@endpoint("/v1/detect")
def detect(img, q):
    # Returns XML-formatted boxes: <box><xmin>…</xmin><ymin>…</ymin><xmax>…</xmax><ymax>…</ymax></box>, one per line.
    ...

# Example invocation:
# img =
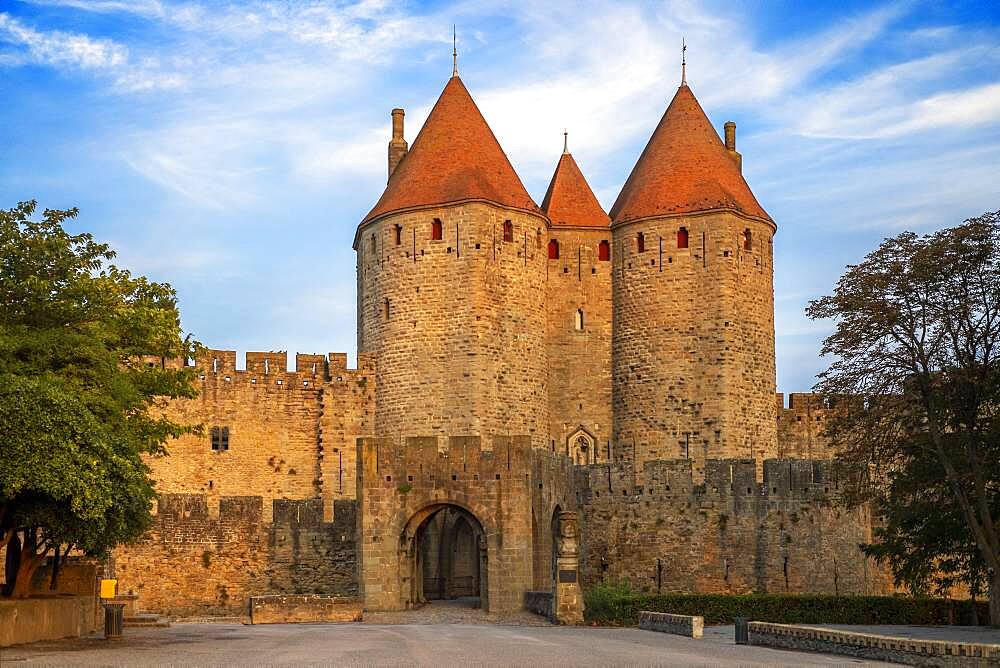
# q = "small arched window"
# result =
<box><xmin>598</xmin><ymin>239</ymin><xmax>610</xmax><ymax>261</ymax></box>
<box><xmin>637</xmin><ymin>232</ymin><xmax>645</xmax><ymax>253</ymax></box>
<box><xmin>394</xmin><ymin>225</ymin><xmax>402</xmax><ymax>246</ymax></box>
<box><xmin>431</xmin><ymin>218</ymin><xmax>443</xmax><ymax>240</ymax></box>
<box><xmin>677</xmin><ymin>227</ymin><xmax>689</xmax><ymax>249</ymax></box>
<box><xmin>743</xmin><ymin>228</ymin><xmax>752</xmax><ymax>251</ymax></box>
<box><xmin>574</xmin><ymin>309</ymin><xmax>584</xmax><ymax>331</ymax></box>
<box><xmin>371</xmin><ymin>233</ymin><xmax>376</xmax><ymax>254</ymax></box>
<box><xmin>503</xmin><ymin>220</ymin><xmax>513</xmax><ymax>242</ymax></box>
<box><xmin>548</xmin><ymin>238</ymin><xmax>560</xmax><ymax>259</ymax></box>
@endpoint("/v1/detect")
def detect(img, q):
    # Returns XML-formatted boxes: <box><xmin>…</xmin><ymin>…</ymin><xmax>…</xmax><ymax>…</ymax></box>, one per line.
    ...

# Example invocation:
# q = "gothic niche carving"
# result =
<box><xmin>566</xmin><ymin>426</ymin><xmax>595</xmax><ymax>465</ymax></box>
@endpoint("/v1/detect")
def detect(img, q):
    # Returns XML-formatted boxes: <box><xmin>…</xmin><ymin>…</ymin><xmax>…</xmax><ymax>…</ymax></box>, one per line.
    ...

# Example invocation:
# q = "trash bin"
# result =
<box><xmin>104</xmin><ymin>603</ymin><xmax>125</xmax><ymax>640</ymax></box>
<box><xmin>734</xmin><ymin>617</ymin><xmax>749</xmax><ymax>645</ymax></box>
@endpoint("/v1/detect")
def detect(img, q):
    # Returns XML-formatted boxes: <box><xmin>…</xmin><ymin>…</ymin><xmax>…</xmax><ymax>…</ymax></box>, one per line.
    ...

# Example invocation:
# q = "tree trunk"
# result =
<box><xmin>990</xmin><ymin>570</ymin><xmax>1000</xmax><ymax>628</ymax></box>
<box><xmin>10</xmin><ymin>551</ymin><xmax>44</xmax><ymax>599</ymax></box>
<box><xmin>10</xmin><ymin>529</ymin><xmax>48</xmax><ymax>599</ymax></box>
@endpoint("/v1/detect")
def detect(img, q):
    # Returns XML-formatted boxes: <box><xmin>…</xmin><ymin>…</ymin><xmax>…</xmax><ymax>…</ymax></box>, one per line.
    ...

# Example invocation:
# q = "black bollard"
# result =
<box><xmin>734</xmin><ymin>617</ymin><xmax>749</xmax><ymax>644</ymax></box>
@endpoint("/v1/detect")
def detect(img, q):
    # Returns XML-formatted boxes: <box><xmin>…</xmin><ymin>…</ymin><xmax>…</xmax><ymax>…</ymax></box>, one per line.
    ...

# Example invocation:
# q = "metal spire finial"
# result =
<box><xmin>681</xmin><ymin>38</ymin><xmax>687</xmax><ymax>86</ymax></box>
<box><xmin>452</xmin><ymin>25</ymin><xmax>458</xmax><ymax>77</ymax></box>
<box><xmin>563</xmin><ymin>129</ymin><xmax>568</xmax><ymax>154</ymax></box>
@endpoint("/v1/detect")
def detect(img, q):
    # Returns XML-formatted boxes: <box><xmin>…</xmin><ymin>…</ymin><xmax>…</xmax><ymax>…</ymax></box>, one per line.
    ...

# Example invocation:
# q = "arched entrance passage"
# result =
<box><xmin>400</xmin><ymin>504</ymin><xmax>487</xmax><ymax>610</ymax></box>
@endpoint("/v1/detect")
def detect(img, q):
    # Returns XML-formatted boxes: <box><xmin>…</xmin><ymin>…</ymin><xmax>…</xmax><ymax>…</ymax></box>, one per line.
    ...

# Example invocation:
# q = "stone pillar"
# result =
<box><xmin>552</xmin><ymin>510</ymin><xmax>583</xmax><ymax>624</ymax></box>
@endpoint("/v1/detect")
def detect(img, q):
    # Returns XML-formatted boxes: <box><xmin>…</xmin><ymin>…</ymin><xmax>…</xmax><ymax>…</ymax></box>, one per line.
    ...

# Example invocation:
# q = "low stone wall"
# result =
<box><xmin>524</xmin><ymin>591</ymin><xmax>553</xmax><ymax>618</ymax></box>
<box><xmin>247</xmin><ymin>595</ymin><xmax>363</xmax><ymax>625</ymax></box>
<box><xmin>638</xmin><ymin>611</ymin><xmax>704</xmax><ymax>638</ymax></box>
<box><xmin>0</xmin><ymin>596</ymin><xmax>95</xmax><ymax>647</ymax></box>
<box><xmin>748</xmin><ymin>622</ymin><xmax>1000</xmax><ymax>667</ymax></box>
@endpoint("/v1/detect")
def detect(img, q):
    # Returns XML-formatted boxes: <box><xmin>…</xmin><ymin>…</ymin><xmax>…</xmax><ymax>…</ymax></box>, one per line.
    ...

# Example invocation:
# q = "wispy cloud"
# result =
<box><xmin>0</xmin><ymin>12</ymin><xmax>127</xmax><ymax>69</ymax></box>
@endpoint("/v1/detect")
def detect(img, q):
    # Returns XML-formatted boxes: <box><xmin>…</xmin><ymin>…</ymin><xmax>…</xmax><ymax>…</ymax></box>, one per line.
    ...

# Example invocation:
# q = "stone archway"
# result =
<box><xmin>400</xmin><ymin>503</ymin><xmax>487</xmax><ymax>610</ymax></box>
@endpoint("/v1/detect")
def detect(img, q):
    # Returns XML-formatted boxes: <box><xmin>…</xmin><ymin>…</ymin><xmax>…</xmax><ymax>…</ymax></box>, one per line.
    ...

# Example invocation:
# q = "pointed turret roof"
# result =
<box><xmin>610</xmin><ymin>84</ymin><xmax>771</xmax><ymax>225</ymax></box>
<box><xmin>362</xmin><ymin>76</ymin><xmax>541</xmax><ymax>224</ymax></box>
<box><xmin>541</xmin><ymin>150</ymin><xmax>610</xmax><ymax>228</ymax></box>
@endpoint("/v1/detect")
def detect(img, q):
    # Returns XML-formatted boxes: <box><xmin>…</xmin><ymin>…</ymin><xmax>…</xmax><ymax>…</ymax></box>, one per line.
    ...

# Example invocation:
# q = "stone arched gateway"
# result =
<box><xmin>357</xmin><ymin>435</ymin><xmax>536</xmax><ymax>613</ymax></box>
<box><xmin>400</xmin><ymin>503</ymin><xmax>487</xmax><ymax>608</ymax></box>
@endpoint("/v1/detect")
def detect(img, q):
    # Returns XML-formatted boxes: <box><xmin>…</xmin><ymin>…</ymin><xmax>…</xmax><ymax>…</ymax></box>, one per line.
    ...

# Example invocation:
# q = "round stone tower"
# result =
<box><xmin>609</xmin><ymin>81</ymin><xmax>777</xmax><ymax>476</ymax></box>
<box><xmin>356</xmin><ymin>74</ymin><xmax>550</xmax><ymax>448</ymax></box>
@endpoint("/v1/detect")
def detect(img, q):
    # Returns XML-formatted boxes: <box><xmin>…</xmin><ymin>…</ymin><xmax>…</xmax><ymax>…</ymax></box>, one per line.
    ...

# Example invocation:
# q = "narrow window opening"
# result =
<box><xmin>212</xmin><ymin>357</ymin><xmax>219</xmax><ymax>373</ymax></box>
<box><xmin>598</xmin><ymin>239</ymin><xmax>610</xmax><ymax>261</ymax></box>
<box><xmin>548</xmin><ymin>238</ymin><xmax>560</xmax><ymax>259</ymax></box>
<box><xmin>370</xmin><ymin>233</ymin><xmax>376</xmax><ymax>254</ymax></box>
<box><xmin>677</xmin><ymin>227</ymin><xmax>689</xmax><ymax>249</ymax></box>
<box><xmin>384</xmin><ymin>298</ymin><xmax>390</xmax><ymax>321</ymax></box>
<box><xmin>210</xmin><ymin>426</ymin><xmax>230</xmax><ymax>451</ymax></box>
<box><xmin>394</xmin><ymin>225</ymin><xmax>402</xmax><ymax>245</ymax></box>
<box><xmin>431</xmin><ymin>218</ymin><xmax>443</xmax><ymax>240</ymax></box>
<box><xmin>574</xmin><ymin>309</ymin><xmax>584</xmax><ymax>331</ymax></box>
<box><xmin>743</xmin><ymin>228</ymin><xmax>752</xmax><ymax>251</ymax></box>
<box><xmin>264</xmin><ymin>358</ymin><xmax>270</xmax><ymax>375</ymax></box>
<box><xmin>503</xmin><ymin>220</ymin><xmax>513</xmax><ymax>242</ymax></box>
<box><xmin>637</xmin><ymin>232</ymin><xmax>645</xmax><ymax>253</ymax></box>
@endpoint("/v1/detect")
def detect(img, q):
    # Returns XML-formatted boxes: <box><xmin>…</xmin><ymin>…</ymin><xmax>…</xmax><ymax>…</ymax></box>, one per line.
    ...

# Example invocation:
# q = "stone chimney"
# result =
<box><xmin>724</xmin><ymin>121</ymin><xmax>742</xmax><ymax>173</ymax></box>
<box><xmin>388</xmin><ymin>108</ymin><xmax>408</xmax><ymax>181</ymax></box>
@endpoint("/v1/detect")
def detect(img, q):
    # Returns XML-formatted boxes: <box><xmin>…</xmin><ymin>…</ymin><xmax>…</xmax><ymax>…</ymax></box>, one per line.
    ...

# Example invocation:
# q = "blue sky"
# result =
<box><xmin>2</xmin><ymin>0</ymin><xmax>999</xmax><ymax>392</ymax></box>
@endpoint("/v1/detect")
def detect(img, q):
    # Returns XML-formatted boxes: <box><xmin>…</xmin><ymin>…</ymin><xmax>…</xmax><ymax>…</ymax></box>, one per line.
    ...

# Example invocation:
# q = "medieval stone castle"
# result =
<box><xmin>112</xmin><ymin>65</ymin><xmax>891</xmax><ymax>620</ymax></box>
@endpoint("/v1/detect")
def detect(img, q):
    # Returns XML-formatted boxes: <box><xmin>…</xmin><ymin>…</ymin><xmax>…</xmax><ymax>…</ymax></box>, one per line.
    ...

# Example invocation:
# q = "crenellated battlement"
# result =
<box><xmin>152</xmin><ymin>493</ymin><xmax>355</xmax><ymax>532</ymax></box>
<box><xmin>185</xmin><ymin>349</ymin><xmax>374</xmax><ymax>389</ymax></box>
<box><xmin>358</xmin><ymin>435</ymin><xmax>535</xmax><ymax>490</ymax></box>
<box><xmin>576</xmin><ymin>457</ymin><xmax>842</xmax><ymax>502</ymax></box>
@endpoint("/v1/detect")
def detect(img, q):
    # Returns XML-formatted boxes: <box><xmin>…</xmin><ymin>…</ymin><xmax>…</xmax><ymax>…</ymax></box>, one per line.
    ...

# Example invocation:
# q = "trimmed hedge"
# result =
<box><xmin>584</xmin><ymin>582</ymin><xmax>990</xmax><ymax>627</ymax></box>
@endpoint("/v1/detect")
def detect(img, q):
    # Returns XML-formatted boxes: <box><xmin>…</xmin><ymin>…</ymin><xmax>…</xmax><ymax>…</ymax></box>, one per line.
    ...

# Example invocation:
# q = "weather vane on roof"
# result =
<box><xmin>563</xmin><ymin>129</ymin><xmax>568</xmax><ymax>154</ymax></box>
<box><xmin>681</xmin><ymin>38</ymin><xmax>687</xmax><ymax>86</ymax></box>
<box><xmin>453</xmin><ymin>25</ymin><xmax>458</xmax><ymax>77</ymax></box>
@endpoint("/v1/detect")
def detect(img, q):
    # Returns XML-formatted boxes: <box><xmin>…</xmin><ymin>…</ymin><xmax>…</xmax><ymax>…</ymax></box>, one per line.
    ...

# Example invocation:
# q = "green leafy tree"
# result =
<box><xmin>808</xmin><ymin>210</ymin><xmax>1000</xmax><ymax>624</ymax></box>
<box><xmin>0</xmin><ymin>201</ymin><xmax>199</xmax><ymax>598</ymax></box>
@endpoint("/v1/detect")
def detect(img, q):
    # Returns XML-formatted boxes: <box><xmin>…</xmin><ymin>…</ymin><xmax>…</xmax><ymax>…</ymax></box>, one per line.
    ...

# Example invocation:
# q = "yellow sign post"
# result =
<box><xmin>100</xmin><ymin>578</ymin><xmax>117</xmax><ymax>599</ymax></box>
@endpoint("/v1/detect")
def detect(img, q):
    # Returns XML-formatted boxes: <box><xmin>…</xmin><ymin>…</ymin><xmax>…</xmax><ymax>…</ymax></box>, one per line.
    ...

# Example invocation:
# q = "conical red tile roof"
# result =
<box><xmin>610</xmin><ymin>84</ymin><xmax>771</xmax><ymax>225</ymax></box>
<box><xmin>362</xmin><ymin>76</ymin><xmax>541</xmax><ymax>224</ymax></box>
<box><xmin>541</xmin><ymin>152</ymin><xmax>610</xmax><ymax>228</ymax></box>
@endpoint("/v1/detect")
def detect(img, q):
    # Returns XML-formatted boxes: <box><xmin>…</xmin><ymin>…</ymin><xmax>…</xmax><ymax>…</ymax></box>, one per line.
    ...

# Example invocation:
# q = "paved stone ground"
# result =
<box><xmin>362</xmin><ymin>597</ymin><xmax>553</xmax><ymax>626</ymax></box>
<box><xmin>0</xmin><ymin>622</ymin><xmax>899</xmax><ymax>667</ymax></box>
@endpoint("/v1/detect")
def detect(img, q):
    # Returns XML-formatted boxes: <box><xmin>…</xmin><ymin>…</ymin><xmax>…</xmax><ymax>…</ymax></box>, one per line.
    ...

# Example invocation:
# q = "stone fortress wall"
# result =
<box><xmin>112</xmin><ymin>493</ymin><xmax>358</xmax><ymax>617</ymax></box>
<box><xmin>356</xmin><ymin>203</ymin><xmax>550</xmax><ymax>451</ymax></box>
<box><xmin>545</xmin><ymin>226</ymin><xmax>613</xmax><ymax>463</ymax></box>
<box><xmin>612</xmin><ymin>211</ymin><xmax>778</xmax><ymax>479</ymax></box>
<box><xmin>107</xmin><ymin>68</ymin><xmax>886</xmax><ymax>619</ymax></box>
<box><xmin>776</xmin><ymin>392</ymin><xmax>835</xmax><ymax>459</ymax></box>
<box><xmin>147</xmin><ymin>349</ymin><xmax>374</xmax><ymax>521</ymax></box>
<box><xmin>577</xmin><ymin>457</ymin><xmax>891</xmax><ymax>595</ymax></box>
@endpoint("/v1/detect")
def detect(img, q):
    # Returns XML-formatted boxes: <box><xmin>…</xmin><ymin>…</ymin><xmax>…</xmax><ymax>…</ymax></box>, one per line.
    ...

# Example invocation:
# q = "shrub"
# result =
<box><xmin>583</xmin><ymin>581</ymin><xmax>989</xmax><ymax>626</ymax></box>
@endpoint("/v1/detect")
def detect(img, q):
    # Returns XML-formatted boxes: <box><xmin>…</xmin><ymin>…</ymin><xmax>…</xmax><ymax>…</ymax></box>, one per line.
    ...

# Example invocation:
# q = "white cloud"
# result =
<box><xmin>0</xmin><ymin>12</ymin><xmax>127</xmax><ymax>69</ymax></box>
<box><xmin>21</xmin><ymin>0</ymin><xmax>166</xmax><ymax>16</ymax></box>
